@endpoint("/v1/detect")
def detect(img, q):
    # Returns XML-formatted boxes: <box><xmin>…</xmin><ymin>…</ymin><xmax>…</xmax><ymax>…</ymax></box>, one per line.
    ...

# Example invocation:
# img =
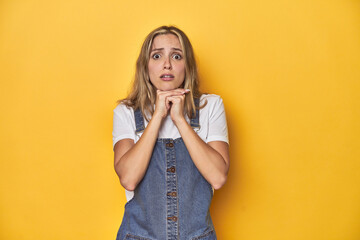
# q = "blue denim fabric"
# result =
<box><xmin>116</xmin><ymin>99</ymin><xmax>216</xmax><ymax>240</ymax></box>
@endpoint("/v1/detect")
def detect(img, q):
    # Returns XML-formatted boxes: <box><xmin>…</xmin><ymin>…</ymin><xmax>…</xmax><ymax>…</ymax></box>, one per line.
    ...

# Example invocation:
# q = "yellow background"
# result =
<box><xmin>1</xmin><ymin>0</ymin><xmax>359</xmax><ymax>239</ymax></box>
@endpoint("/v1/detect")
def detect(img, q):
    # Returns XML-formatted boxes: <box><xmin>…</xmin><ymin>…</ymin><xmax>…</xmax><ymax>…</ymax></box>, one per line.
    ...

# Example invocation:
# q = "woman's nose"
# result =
<box><xmin>163</xmin><ymin>57</ymin><xmax>172</xmax><ymax>69</ymax></box>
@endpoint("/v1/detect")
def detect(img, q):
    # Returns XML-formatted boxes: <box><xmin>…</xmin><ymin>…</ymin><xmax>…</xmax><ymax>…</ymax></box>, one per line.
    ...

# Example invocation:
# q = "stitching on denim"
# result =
<box><xmin>174</xmin><ymin>141</ymin><xmax>180</xmax><ymax>239</ymax></box>
<box><xmin>192</xmin><ymin>229</ymin><xmax>215</xmax><ymax>240</ymax></box>
<box><xmin>164</xmin><ymin>141</ymin><xmax>169</xmax><ymax>240</ymax></box>
<box><xmin>124</xmin><ymin>233</ymin><xmax>151</xmax><ymax>240</ymax></box>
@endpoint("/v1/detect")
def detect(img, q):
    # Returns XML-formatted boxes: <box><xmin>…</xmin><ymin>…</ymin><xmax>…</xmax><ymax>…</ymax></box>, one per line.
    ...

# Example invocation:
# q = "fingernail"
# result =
<box><xmin>185</xmin><ymin>89</ymin><xmax>190</xmax><ymax>92</ymax></box>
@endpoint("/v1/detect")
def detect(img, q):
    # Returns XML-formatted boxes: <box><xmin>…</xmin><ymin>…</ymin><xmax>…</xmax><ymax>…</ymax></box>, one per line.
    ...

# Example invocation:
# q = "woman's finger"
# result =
<box><xmin>158</xmin><ymin>88</ymin><xmax>189</xmax><ymax>97</ymax></box>
<box><xmin>166</xmin><ymin>97</ymin><xmax>171</xmax><ymax>109</ymax></box>
<box><xmin>167</xmin><ymin>95</ymin><xmax>185</xmax><ymax>105</ymax></box>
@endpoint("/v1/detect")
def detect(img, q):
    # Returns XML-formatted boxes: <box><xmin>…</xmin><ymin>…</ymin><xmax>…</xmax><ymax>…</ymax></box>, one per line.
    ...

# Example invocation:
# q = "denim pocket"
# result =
<box><xmin>123</xmin><ymin>233</ymin><xmax>152</xmax><ymax>240</ymax></box>
<box><xmin>191</xmin><ymin>229</ymin><xmax>216</xmax><ymax>240</ymax></box>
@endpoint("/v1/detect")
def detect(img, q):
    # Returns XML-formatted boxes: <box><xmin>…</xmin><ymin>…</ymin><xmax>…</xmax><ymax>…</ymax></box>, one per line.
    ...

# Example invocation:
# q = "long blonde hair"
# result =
<box><xmin>117</xmin><ymin>25</ymin><xmax>206</xmax><ymax>121</ymax></box>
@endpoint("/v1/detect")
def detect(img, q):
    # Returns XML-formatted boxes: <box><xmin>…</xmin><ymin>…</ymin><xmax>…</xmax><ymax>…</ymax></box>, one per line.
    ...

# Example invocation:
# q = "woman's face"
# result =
<box><xmin>148</xmin><ymin>34</ymin><xmax>186</xmax><ymax>91</ymax></box>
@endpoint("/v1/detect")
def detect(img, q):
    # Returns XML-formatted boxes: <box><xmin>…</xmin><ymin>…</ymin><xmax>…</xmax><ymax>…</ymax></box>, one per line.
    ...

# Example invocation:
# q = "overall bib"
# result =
<box><xmin>116</xmin><ymin>99</ymin><xmax>216</xmax><ymax>240</ymax></box>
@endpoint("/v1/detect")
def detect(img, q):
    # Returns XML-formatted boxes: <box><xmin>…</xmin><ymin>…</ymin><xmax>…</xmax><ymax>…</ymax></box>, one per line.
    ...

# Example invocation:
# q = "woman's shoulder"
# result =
<box><xmin>113</xmin><ymin>102</ymin><xmax>134</xmax><ymax>117</ymax></box>
<box><xmin>200</xmin><ymin>93</ymin><xmax>224</xmax><ymax>106</ymax></box>
<box><xmin>199</xmin><ymin>94</ymin><xmax>225</xmax><ymax>117</ymax></box>
<box><xmin>200</xmin><ymin>93</ymin><xmax>222</xmax><ymax>99</ymax></box>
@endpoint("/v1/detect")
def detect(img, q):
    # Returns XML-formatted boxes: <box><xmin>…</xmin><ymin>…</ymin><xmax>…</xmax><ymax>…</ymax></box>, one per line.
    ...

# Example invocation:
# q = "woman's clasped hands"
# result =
<box><xmin>154</xmin><ymin>88</ymin><xmax>190</xmax><ymax>124</ymax></box>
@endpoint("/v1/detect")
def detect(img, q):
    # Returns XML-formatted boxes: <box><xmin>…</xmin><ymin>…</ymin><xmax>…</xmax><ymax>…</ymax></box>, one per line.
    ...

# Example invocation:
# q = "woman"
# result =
<box><xmin>113</xmin><ymin>25</ymin><xmax>229</xmax><ymax>240</ymax></box>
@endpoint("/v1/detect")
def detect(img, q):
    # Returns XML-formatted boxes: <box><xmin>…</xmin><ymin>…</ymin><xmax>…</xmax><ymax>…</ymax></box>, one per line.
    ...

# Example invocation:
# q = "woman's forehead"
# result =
<box><xmin>151</xmin><ymin>34</ymin><xmax>182</xmax><ymax>50</ymax></box>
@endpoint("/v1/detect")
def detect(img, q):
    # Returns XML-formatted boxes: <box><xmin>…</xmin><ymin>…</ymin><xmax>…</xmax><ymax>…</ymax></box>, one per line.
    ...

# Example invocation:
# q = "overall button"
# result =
<box><xmin>166</xmin><ymin>142</ymin><xmax>174</xmax><ymax>147</ymax></box>
<box><xmin>167</xmin><ymin>216</ymin><xmax>178</xmax><ymax>222</ymax></box>
<box><xmin>166</xmin><ymin>167</ymin><xmax>176</xmax><ymax>173</ymax></box>
<box><xmin>167</xmin><ymin>192</ymin><xmax>177</xmax><ymax>197</ymax></box>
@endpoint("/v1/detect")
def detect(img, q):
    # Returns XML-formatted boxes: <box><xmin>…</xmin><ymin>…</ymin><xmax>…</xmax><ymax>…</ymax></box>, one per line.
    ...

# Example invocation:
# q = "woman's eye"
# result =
<box><xmin>152</xmin><ymin>54</ymin><xmax>161</xmax><ymax>59</ymax></box>
<box><xmin>173</xmin><ymin>54</ymin><xmax>182</xmax><ymax>60</ymax></box>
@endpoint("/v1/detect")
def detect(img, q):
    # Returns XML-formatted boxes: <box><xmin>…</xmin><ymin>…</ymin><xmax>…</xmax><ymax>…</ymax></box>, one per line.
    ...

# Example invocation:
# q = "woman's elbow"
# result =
<box><xmin>211</xmin><ymin>175</ymin><xmax>227</xmax><ymax>190</ymax></box>
<box><xmin>119</xmin><ymin>176</ymin><xmax>137</xmax><ymax>191</ymax></box>
<box><xmin>114</xmin><ymin>164</ymin><xmax>138</xmax><ymax>191</ymax></box>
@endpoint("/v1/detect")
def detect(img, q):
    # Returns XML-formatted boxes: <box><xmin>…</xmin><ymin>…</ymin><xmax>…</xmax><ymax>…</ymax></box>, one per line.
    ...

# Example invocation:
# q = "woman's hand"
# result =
<box><xmin>154</xmin><ymin>88</ymin><xmax>188</xmax><ymax>120</ymax></box>
<box><xmin>167</xmin><ymin>89</ymin><xmax>190</xmax><ymax>124</ymax></box>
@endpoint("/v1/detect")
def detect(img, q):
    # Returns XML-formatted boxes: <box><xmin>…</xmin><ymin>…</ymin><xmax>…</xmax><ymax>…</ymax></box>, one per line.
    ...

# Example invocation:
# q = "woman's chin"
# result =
<box><xmin>157</xmin><ymin>87</ymin><xmax>179</xmax><ymax>91</ymax></box>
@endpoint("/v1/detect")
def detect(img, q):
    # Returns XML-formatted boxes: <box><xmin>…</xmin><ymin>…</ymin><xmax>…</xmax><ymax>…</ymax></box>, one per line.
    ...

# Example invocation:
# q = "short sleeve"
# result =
<box><xmin>112</xmin><ymin>104</ymin><xmax>136</xmax><ymax>150</ymax></box>
<box><xmin>206</xmin><ymin>96</ymin><xmax>229</xmax><ymax>145</ymax></box>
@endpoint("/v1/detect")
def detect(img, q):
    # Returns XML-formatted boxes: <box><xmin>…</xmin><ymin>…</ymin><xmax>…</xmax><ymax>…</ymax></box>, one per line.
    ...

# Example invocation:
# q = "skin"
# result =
<box><xmin>148</xmin><ymin>33</ymin><xmax>185</xmax><ymax>92</ymax></box>
<box><xmin>114</xmin><ymin>34</ymin><xmax>230</xmax><ymax>191</ymax></box>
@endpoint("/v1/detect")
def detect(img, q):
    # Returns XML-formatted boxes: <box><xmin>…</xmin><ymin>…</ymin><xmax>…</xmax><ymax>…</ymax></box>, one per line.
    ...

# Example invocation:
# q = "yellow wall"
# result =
<box><xmin>1</xmin><ymin>0</ymin><xmax>359</xmax><ymax>239</ymax></box>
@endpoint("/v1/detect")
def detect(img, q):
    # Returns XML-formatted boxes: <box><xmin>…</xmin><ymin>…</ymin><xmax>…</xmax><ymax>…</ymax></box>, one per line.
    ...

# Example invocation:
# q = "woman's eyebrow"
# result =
<box><xmin>151</xmin><ymin>48</ymin><xmax>183</xmax><ymax>52</ymax></box>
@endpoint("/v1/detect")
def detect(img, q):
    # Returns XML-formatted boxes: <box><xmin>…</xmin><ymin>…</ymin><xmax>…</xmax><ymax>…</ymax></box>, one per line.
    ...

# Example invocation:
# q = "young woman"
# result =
<box><xmin>112</xmin><ymin>25</ymin><xmax>229</xmax><ymax>240</ymax></box>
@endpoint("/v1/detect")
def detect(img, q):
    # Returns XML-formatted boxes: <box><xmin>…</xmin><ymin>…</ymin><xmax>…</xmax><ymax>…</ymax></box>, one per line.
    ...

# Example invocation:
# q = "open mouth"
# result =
<box><xmin>160</xmin><ymin>74</ymin><xmax>174</xmax><ymax>80</ymax></box>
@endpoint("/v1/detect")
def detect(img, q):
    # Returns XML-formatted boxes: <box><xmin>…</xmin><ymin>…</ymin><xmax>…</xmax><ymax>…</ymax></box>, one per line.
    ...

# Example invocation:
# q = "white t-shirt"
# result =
<box><xmin>112</xmin><ymin>93</ymin><xmax>229</xmax><ymax>201</ymax></box>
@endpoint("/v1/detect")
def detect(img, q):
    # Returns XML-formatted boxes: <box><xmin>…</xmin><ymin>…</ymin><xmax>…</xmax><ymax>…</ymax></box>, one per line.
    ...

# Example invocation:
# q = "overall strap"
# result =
<box><xmin>190</xmin><ymin>97</ymin><xmax>200</xmax><ymax>130</ymax></box>
<box><xmin>133</xmin><ymin>97</ymin><xmax>201</xmax><ymax>134</ymax></box>
<box><xmin>134</xmin><ymin>108</ymin><xmax>145</xmax><ymax>134</ymax></box>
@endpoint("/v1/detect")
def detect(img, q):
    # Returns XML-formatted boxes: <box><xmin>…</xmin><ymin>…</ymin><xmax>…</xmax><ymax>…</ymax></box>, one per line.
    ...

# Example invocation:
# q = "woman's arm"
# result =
<box><xmin>114</xmin><ymin>89</ymin><xmax>188</xmax><ymax>191</ymax></box>
<box><xmin>175</xmin><ymin>119</ymin><xmax>229</xmax><ymax>190</ymax></box>
<box><xmin>114</xmin><ymin>113</ymin><xmax>163</xmax><ymax>191</ymax></box>
<box><xmin>167</xmin><ymin>95</ymin><xmax>230</xmax><ymax>190</ymax></box>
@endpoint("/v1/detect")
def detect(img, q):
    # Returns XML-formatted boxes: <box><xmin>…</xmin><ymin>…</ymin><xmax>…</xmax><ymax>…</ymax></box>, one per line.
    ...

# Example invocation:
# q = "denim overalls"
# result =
<box><xmin>116</xmin><ymin>99</ymin><xmax>216</xmax><ymax>240</ymax></box>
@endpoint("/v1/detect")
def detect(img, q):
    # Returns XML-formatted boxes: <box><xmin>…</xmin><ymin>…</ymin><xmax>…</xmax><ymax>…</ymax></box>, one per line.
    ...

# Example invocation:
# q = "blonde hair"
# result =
<box><xmin>117</xmin><ymin>25</ymin><xmax>206</xmax><ymax>121</ymax></box>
